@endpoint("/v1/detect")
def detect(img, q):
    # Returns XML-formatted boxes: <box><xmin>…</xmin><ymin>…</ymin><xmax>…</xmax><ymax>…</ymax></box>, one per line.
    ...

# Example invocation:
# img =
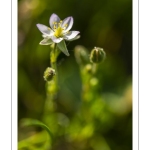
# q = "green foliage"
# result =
<box><xmin>20</xmin><ymin>118</ymin><xmax>54</xmax><ymax>140</ymax></box>
<box><xmin>18</xmin><ymin>0</ymin><xmax>132</xmax><ymax>150</ymax></box>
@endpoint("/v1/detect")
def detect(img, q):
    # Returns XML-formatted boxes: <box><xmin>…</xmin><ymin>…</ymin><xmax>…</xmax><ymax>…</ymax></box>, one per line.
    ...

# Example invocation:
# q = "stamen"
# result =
<box><xmin>63</xmin><ymin>24</ymin><xmax>68</xmax><ymax>30</ymax></box>
<box><xmin>54</xmin><ymin>25</ymin><xmax>57</xmax><ymax>29</ymax></box>
<box><xmin>54</xmin><ymin>26</ymin><xmax>63</xmax><ymax>37</ymax></box>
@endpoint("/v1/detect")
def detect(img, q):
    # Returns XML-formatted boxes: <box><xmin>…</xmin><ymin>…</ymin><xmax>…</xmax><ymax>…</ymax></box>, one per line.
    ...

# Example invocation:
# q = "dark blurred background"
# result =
<box><xmin>18</xmin><ymin>0</ymin><xmax>132</xmax><ymax>149</ymax></box>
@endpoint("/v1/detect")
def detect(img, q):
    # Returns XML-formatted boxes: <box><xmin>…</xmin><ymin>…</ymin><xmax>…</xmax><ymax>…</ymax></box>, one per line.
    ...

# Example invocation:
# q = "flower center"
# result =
<box><xmin>54</xmin><ymin>26</ymin><xmax>63</xmax><ymax>37</ymax></box>
<box><xmin>53</xmin><ymin>21</ymin><xmax>68</xmax><ymax>38</ymax></box>
<box><xmin>52</xmin><ymin>21</ymin><xmax>63</xmax><ymax>38</ymax></box>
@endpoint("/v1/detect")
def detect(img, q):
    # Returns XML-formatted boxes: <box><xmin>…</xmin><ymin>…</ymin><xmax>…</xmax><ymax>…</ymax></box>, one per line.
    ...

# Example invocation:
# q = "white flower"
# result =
<box><xmin>36</xmin><ymin>13</ymin><xmax>80</xmax><ymax>56</ymax></box>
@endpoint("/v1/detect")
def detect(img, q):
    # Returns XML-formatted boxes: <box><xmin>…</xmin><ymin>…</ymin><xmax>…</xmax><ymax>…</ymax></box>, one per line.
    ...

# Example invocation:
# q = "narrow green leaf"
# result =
<box><xmin>20</xmin><ymin>118</ymin><xmax>54</xmax><ymax>141</ymax></box>
<box><xmin>18</xmin><ymin>131</ymin><xmax>49</xmax><ymax>149</ymax></box>
<box><xmin>57</xmin><ymin>40</ymin><xmax>70</xmax><ymax>56</ymax></box>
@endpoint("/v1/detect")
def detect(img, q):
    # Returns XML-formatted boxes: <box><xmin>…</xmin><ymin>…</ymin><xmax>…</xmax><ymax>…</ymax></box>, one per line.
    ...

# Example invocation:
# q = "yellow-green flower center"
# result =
<box><xmin>53</xmin><ymin>21</ymin><xmax>68</xmax><ymax>38</ymax></box>
<box><xmin>54</xmin><ymin>26</ymin><xmax>63</xmax><ymax>37</ymax></box>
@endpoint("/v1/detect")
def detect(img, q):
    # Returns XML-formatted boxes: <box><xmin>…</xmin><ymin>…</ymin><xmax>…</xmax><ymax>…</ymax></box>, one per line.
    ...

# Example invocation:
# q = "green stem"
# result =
<box><xmin>92</xmin><ymin>63</ymin><xmax>98</xmax><ymax>74</ymax></box>
<box><xmin>50</xmin><ymin>43</ymin><xmax>58</xmax><ymax>90</ymax></box>
<box><xmin>43</xmin><ymin>44</ymin><xmax>60</xmax><ymax>114</ymax></box>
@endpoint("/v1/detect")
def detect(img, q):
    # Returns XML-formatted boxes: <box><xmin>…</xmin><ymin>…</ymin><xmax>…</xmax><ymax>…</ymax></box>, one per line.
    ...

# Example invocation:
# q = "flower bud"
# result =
<box><xmin>74</xmin><ymin>45</ymin><xmax>89</xmax><ymax>65</ymax></box>
<box><xmin>43</xmin><ymin>67</ymin><xmax>56</xmax><ymax>82</ymax></box>
<box><xmin>90</xmin><ymin>47</ymin><xmax>106</xmax><ymax>63</ymax></box>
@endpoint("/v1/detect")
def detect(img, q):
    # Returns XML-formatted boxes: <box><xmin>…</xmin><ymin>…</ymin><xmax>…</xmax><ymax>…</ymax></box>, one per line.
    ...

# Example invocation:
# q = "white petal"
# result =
<box><xmin>42</xmin><ymin>34</ymin><xmax>49</xmax><ymax>38</ymax></box>
<box><xmin>39</xmin><ymin>38</ymin><xmax>53</xmax><ymax>45</ymax></box>
<box><xmin>36</xmin><ymin>24</ymin><xmax>53</xmax><ymax>36</ymax></box>
<box><xmin>64</xmin><ymin>31</ymin><xmax>80</xmax><ymax>40</ymax></box>
<box><xmin>49</xmin><ymin>13</ymin><xmax>60</xmax><ymax>29</ymax></box>
<box><xmin>66</xmin><ymin>35</ymin><xmax>80</xmax><ymax>41</ymax></box>
<box><xmin>61</xmin><ymin>17</ymin><xmax>73</xmax><ymax>32</ymax></box>
<box><xmin>51</xmin><ymin>36</ymin><xmax>63</xmax><ymax>43</ymax></box>
<box><xmin>57</xmin><ymin>40</ymin><xmax>69</xmax><ymax>56</ymax></box>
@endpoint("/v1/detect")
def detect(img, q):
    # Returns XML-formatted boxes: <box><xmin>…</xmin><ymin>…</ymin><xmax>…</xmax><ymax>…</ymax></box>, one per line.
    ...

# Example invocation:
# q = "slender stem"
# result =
<box><xmin>43</xmin><ymin>44</ymin><xmax>60</xmax><ymax>114</ymax></box>
<box><xmin>41</xmin><ymin>44</ymin><xmax>61</xmax><ymax>148</ymax></box>
<box><xmin>92</xmin><ymin>63</ymin><xmax>98</xmax><ymax>74</ymax></box>
<box><xmin>50</xmin><ymin>43</ymin><xmax>59</xmax><ymax>92</ymax></box>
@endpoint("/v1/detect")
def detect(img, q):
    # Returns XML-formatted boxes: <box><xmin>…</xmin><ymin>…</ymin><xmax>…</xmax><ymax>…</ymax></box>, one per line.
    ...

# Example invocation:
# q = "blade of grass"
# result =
<box><xmin>20</xmin><ymin>118</ymin><xmax>54</xmax><ymax>141</ymax></box>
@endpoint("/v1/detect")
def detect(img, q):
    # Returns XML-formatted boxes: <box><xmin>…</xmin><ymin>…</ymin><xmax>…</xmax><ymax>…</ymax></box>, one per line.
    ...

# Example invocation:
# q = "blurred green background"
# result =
<box><xmin>18</xmin><ymin>0</ymin><xmax>132</xmax><ymax>149</ymax></box>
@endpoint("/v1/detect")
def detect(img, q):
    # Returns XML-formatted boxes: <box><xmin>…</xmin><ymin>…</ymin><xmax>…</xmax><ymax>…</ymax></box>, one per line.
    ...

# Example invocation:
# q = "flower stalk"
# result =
<box><xmin>50</xmin><ymin>43</ymin><xmax>59</xmax><ymax>91</ymax></box>
<box><xmin>43</xmin><ymin>44</ymin><xmax>60</xmax><ymax>115</ymax></box>
<box><xmin>36</xmin><ymin>13</ymin><xmax>80</xmax><ymax>146</ymax></box>
<box><xmin>36</xmin><ymin>13</ymin><xmax>80</xmax><ymax>122</ymax></box>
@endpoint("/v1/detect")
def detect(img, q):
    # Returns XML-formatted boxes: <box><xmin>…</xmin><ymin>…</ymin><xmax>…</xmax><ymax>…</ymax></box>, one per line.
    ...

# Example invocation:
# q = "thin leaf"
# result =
<box><xmin>20</xmin><ymin>118</ymin><xmax>54</xmax><ymax>141</ymax></box>
<box><xmin>57</xmin><ymin>40</ymin><xmax>70</xmax><ymax>56</ymax></box>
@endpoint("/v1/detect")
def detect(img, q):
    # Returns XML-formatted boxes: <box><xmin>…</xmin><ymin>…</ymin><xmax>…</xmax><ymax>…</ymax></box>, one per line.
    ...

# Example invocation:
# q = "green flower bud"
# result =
<box><xmin>74</xmin><ymin>45</ymin><xmax>89</xmax><ymax>65</ymax></box>
<box><xmin>43</xmin><ymin>67</ymin><xmax>56</xmax><ymax>82</ymax></box>
<box><xmin>90</xmin><ymin>47</ymin><xmax>106</xmax><ymax>63</ymax></box>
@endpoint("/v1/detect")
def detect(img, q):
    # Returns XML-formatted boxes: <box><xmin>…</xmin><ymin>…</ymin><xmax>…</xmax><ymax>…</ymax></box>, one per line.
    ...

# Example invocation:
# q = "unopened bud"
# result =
<box><xmin>74</xmin><ymin>45</ymin><xmax>89</xmax><ymax>65</ymax></box>
<box><xmin>90</xmin><ymin>47</ymin><xmax>106</xmax><ymax>63</ymax></box>
<box><xmin>43</xmin><ymin>67</ymin><xmax>56</xmax><ymax>82</ymax></box>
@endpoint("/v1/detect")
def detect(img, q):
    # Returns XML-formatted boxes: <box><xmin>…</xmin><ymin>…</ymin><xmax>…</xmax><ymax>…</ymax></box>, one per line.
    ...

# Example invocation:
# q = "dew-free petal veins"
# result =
<box><xmin>64</xmin><ymin>31</ymin><xmax>80</xmax><ymax>40</ymax></box>
<box><xmin>36</xmin><ymin>24</ymin><xmax>52</xmax><ymax>35</ymax></box>
<box><xmin>49</xmin><ymin>13</ymin><xmax>60</xmax><ymax>29</ymax></box>
<box><xmin>51</xmin><ymin>36</ymin><xmax>63</xmax><ymax>43</ymax></box>
<box><xmin>61</xmin><ymin>17</ymin><xmax>73</xmax><ymax>32</ymax></box>
<box><xmin>66</xmin><ymin>35</ymin><xmax>81</xmax><ymax>41</ymax></box>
